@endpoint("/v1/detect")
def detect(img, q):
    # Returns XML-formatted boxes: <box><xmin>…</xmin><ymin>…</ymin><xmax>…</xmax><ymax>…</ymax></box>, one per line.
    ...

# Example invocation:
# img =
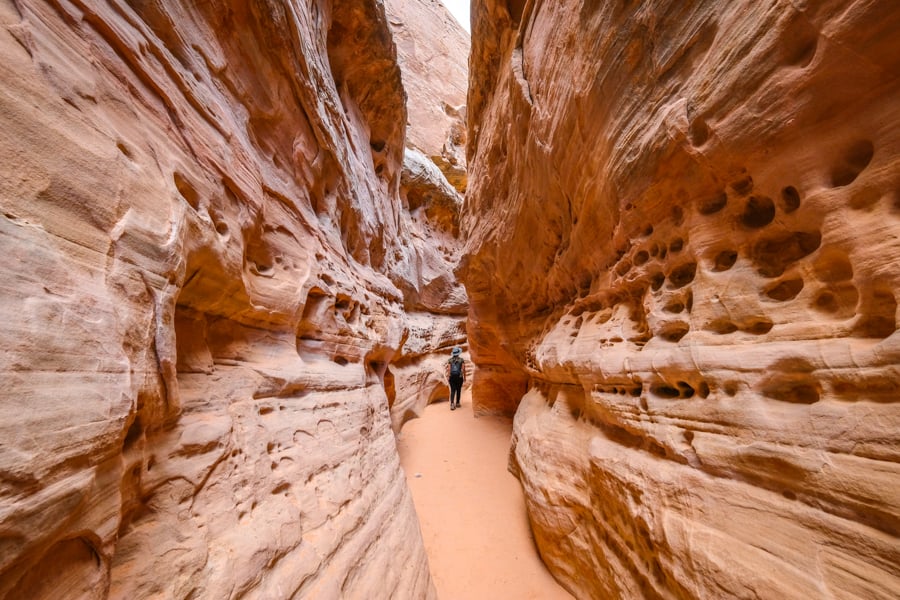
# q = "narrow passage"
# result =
<box><xmin>397</xmin><ymin>391</ymin><xmax>573</xmax><ymax>599</ymax></box>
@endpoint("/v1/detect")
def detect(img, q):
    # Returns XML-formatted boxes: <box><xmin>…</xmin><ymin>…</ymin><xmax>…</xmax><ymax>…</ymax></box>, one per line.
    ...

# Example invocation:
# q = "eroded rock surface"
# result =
<box><xmin>0</xmin><ymin>0</ymin><xmax>454</xmax><ymax>597</ymax></box>
<box><xmin>385</xmin><ymin>0</ymin><xmax>469</xmax><ymax>193</ymax></box>
<box><xmin>384</xmin><ymin>0</ymin><xmax>470</xmax><ymax>430</ymax></box>
<box><xmin>464</xmin><ymin>1</ymin><xmax>900</xmax><ymax>598</ymax></box>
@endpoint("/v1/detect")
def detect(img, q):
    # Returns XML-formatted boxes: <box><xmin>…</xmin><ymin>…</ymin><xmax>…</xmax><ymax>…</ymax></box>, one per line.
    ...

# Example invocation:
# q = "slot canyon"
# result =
<box><xmin>0</xmin><ymin>1</ymin><xmax>898</xmax><ymax>599</ymax></box>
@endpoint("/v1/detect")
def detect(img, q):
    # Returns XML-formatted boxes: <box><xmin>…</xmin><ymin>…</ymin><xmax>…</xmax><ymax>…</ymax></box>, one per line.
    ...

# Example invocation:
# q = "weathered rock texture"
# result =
<box><xmin>386</xmin><ymin>0</ymin><xmax>469</xmax><ymax>193</ymax></box>
<box><xmin>384</xmin><ymin>0</ymin><xmax>470</xmax><ymax>430</ymax></box>
<box><xmin>0</xmin><ymin>0</ymin><xmax>464</xmax><ymax>596</ymax></box>
<box><xmin>464</xmin><ymin>1</ymin><xmax>900</xmax><ymax>598</ymax></box>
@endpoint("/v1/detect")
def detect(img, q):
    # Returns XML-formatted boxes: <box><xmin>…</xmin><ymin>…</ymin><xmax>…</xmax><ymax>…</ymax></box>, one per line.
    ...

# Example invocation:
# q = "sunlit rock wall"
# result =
<box><xmin>0</xmin><ymin>0</ymin><xmax>439</xmax><ymax>597</ymax></box>
<box><xmin>464</xmin><ymin>0</ymin><xmax>900</xmax><ymax>598</ymax></box>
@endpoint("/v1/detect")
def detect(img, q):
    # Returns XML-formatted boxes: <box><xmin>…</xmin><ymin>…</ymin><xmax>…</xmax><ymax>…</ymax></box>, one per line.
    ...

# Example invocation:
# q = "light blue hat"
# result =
<box><xmin>451</xmin><ymin>346</ymin><xmax>462</xmax><ymax>356</ymax></box>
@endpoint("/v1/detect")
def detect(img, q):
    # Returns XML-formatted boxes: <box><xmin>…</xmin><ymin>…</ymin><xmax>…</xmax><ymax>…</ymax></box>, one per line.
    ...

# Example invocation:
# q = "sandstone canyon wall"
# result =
<box><xmin>464</xmin><ymin>1</ymin><xmax>900</xmax><ymax>598</ymax></box>
<box><xmin>385</xmin><ymin>0</ymin><xmax>470</xmax><ymax>431</ymax></box>
<box><xmin>0</xmin><ymin>0</ymin><xmax>466</xmax><ymax>597</ymax></box>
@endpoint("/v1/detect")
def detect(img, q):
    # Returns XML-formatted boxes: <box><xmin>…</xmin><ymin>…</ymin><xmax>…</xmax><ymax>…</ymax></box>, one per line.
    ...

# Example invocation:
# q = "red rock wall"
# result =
<box><xmin>0</xmin><ymin>0</ymin><xmax>445</xmax><ymax>597</ymax></box>
<box><xmin>384</xmin><ymin>0</ymin><xmax>471</xmax><ymax>430</ymax></box>
<box><xmin>464</xmin><ymin>1</ymin><xmax>900</xmax><ymax>597</ymax></box>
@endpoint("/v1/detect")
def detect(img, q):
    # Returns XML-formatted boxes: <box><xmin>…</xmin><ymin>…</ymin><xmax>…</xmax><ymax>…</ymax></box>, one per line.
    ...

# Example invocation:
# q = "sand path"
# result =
<box><xmin>396</xmin><ymin>391</ymin><xmax>573</xmax><ymax>599</ymax></box>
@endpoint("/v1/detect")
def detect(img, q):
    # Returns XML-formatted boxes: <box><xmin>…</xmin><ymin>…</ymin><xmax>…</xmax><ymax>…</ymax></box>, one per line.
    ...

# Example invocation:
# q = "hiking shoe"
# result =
<box><xmin>450</xmin><ymin>404</ymin><xmax>456</xmax><ymax>411</ymax></box>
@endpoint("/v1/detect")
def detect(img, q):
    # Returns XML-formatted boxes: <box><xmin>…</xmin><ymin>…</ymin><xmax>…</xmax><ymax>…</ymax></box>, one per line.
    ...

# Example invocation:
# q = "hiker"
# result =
<box><xmin>446</xmin><ymin>346</ymin><xmax>465</xmax><ymax>410</ymax></box>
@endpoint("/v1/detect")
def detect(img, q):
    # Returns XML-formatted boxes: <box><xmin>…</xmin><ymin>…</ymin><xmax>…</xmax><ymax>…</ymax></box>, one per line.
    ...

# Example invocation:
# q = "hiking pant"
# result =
<box><xmin>449</xmin><ymin>375</ymin><xmax>463</xmax><ymax>406</ymax></box>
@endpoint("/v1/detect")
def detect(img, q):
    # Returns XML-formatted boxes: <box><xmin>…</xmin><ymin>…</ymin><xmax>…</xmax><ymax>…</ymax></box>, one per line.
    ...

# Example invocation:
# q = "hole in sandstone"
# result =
<box><xmin>616</xmin><ymin>260</ymin><xmax>632</xmax><ymax>277</ymax></box>
<box><xmin>698</xmin><ymin>192</ymin><xmax>727</xmax><ymax>215</ymax></box>
<box><xmin>634</xmin><ymin>250</ymin><xmax>649</xmax><ymax>266</ymax></box>
<box><xmin>173</xmin><ymin>171</ymin><xmax>200</xmax><ymax>210</ymax></box>
<box><xmin>712</xmin><ymin>250</ymin><xmax>737</xmax><ymax>271</ymax></box>
<box><xmin>707</xmin><ymin>319</ymin><xmax>738</xmax><ymax>334</ymax></box>
<box><xmin>752</xmin><ymin>231</ymin><xmax>822</xmax><ymax>277</ymax></box>
<box><xmin>854</xmin><ymin>287</ymin><xmax>897</xmax><ymax>338</ymax></box>
<box><xmin>117</xmin><ymin>141</ymin><xmax>133</xmax><ymax>159</ymax></box>
<box><xmin>215</xmin><ymin>221</ymin><xmax>229</xmax><ymax>236</ymax></box>
<box><xmin>698</xmin><ymin>381</ymin><xmax>710</xmax><ymax>398</ymax></box>
<box><xmin>783</xmin><ymin>490</ymin><xmax>798</xmax><ymax>500</ymax></box>
<box><xmin>669</xmin><ymin>238</ymin><xmax>684</xmax><ymax>253</ymax></box>
<box><xmin>650</xmin><ymin>273</ymin><xmax>665</xmax><ymax>291</ymax></box>
<box><xmin>685</xmin><ymin>290</ymin><xmax>694</xmax><ymax>312</ymax></box>
<box><xmin>730</xmin><ymin>175</ymin><xmax>753</xmax><ymax>195</ymax></box>
<box><xmin>659</xmin><ymin>246</ymin><xmax>668</xmax><ymax>259</ymax></box>
<box><xmin>272</xmin><ymin>482</ymin><xmax>290</xmax><ymax>495</ymax></box>
<box><xmin>123</xmin><ymin>417</ymin><xmax>143</xmax><ymax>450</ymax></box>
<box><xmin>781</xmin><ymin>16</ymin><xmax>818</xmax><ymax>67</ymax></box>
<box><xmin>369</xmin><ymin>140</ymin><xmax>385</xmax><ymax>152</ymax></box>
<box><xmin>683</xmin><ymin>430</ymin><xmax>695</xmax><ymax>444</ymax></box>
<box><xmin>644</xmin><ymin>225</ymin><xmax>654</xmax><ymax>237</ymax></box>
<box><xmin>724</xmin><ymin>382</ymin><xmax>738</xmax><ymax>396</ymax></box>
<box><xmin>650</xmin><ymin>384</ymin><xmax>680</xmax><ymax>399</ymax></box>
<box><xmin>763</xmin><ymin>380</ymin><xmax>820</xmax><ymax>404</ymax></box>
<box><xmin>813</xmin><ymin>284</ymin><xmax>858</xmax><ymax>317</ymax></box>
<box><xmin>259</xmin><ymin>406</ymin><xmax>274</xmax><ymax>415</ymax></box>
<box><xmin>781</xmin><ymin>186</ymin><xmax>801</xmax><ymax>213</ymax></box>
<box><xmin>813</xmin><ymin>248</ymin><xmax>853</xmax><ymax>282</ymax></box>
<box><xmin>765</xmin><ymin>278</ymin><xmax>804</xmax><ymax>301</ymax></box>
<box><xmin>745</xmin><ymin>319</ymin><xmax>774</xmax><ymax>334</ymax></box>
<box><xmin>740</xmin><ymin>195</ymin><xmax>776</xmax><ymax>228</ymax></box>
<box><xmin>334</xmin><ymin>356</ymin><xmax>349</xmax><ymax>366</ymax></box>
<box><xmin>250</xmin><ymin>262</ymin><xmax>274</xmax><ymax>277</ymax></box>
<box><xmin>650</xmin><ymin>244</ymin><xmax>660</xmax><ymax>257</ymax></box>
<box><xmin>671</xmin><ymin>205</ymin><xmax>684</xmax><ymax>225</ymax></box>
<box><xmin>668</xmin><ymin>262</ymin><xmax>696</xmax><ymax>288</ymax></box>
<box><xmin>663</xmin><ymin>300</ymin><xmax>685</xmax><ymax>313</ymax></box>
<box><xmin>630</xmin><ymin>386</ymin><xmax>642</xmax><ymax>397</ymax></box>
<box><xmin>690</xmin><ymin>117</ymin><xmax>709</xmax><ymax>146</ymax></box>
<box><xmin>658</xmin><ymin>322</ymin><xmax>689</xmax><ymax>342</ymax></box>
<box><xmin>676</xmin><ymin>381</ymin><xmax>695</xmax><ymax>398</ymax></box>
<box><xmin>830</xmin><ymin>140</ymin><xmax>874</xmax><ymax>187</ymax></box>
<box><xmin>639</xmin><ymin>397</ymin><xmax>649</xmax><ymax>410</ymax></box>
<box><xmin>335</xmin><ymin>295</ymin><xmax>352</xmax><ymax>311</ymax></box>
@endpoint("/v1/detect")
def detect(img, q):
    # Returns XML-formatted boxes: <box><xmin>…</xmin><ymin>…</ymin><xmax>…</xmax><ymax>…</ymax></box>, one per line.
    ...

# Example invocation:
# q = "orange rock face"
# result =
<box><xmin>0</xmin><ymin>0</ymin><xmax>458</xmax><ymax>597</ymax></box>
<box><xmin>384</xmin><ymin>0</ymin><xmax>470</xmax><ymax>430</ymax></box>
<box><xmin>464</xmin><ymin>1</ymin><xmax>900</xmax><ymax>598</ymax></box>
<box><xmin>386</xmin><ymin>0</ymin><xmax>469</xmax><ymax>193</ymax></box>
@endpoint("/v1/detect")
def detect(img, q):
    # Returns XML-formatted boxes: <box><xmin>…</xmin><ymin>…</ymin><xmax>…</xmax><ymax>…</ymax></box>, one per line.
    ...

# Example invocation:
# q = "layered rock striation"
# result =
<box><xmin>384</xmin><ymin>0</ymin><xmax>470</xmax><ymax>430</ymax></box>
<box><xmin>464</xmin><ymin>1</ymin><xmax>900</xmax><ymax>598</ymax></box>
<box><xmin>386</xmin><ymin>0</ymin><xmax>469</xmax><ymax>194</ymax></box>
<box><xmin>0</xmin><ymin>0</ymin><xmax>464</xmax><ymax>597</ymax></box>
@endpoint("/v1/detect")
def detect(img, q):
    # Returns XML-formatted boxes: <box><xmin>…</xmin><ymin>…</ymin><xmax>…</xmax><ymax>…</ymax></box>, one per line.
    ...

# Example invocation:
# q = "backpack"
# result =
<box><xmin>449</xmin><ymin>357</ymin><xmax>463</xmax><ymax>377</ymax></box>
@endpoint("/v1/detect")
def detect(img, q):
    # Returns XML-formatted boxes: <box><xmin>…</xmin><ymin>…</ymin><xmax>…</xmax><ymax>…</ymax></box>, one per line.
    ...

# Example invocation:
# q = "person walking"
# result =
<box><xmin>446</xmin><ymin>346</ymin><xmax>465</xmax><ymax>410</ymax></box>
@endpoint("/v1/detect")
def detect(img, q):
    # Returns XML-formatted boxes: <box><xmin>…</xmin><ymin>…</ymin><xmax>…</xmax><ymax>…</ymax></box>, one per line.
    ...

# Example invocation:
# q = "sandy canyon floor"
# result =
<box><xmin>397</xmin><ymin>392</ymin><xmax>573</xmax><ymax>599</ymax></box>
